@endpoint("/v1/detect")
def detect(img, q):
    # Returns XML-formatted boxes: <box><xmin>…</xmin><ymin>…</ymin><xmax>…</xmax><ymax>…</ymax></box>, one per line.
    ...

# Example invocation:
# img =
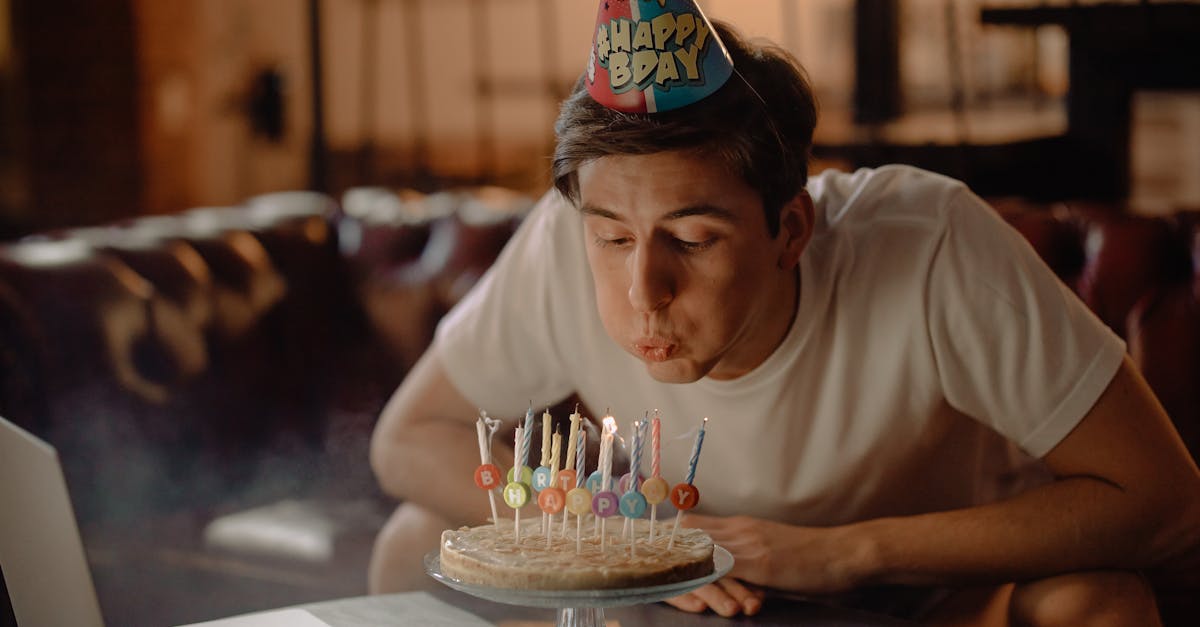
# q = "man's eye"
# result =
<box><xmin>674</xmin><ymin>237</ymin><xmax>717</xmax><ymax>253</ymax></box>
<box><xmin>593</xmin><ymin>235</ymin><xmax>631</xmax><ymax>248</ymax></box>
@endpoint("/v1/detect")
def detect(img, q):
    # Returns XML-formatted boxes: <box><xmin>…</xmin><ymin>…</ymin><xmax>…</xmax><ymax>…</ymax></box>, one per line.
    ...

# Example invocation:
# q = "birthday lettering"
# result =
<box><xmin>609</xmin><ymin>53</ymin><xmax>632</xmax><ymax>89</ymax></box>
<box><xmin>691</xmin><ymin>18</ymin><xmax>710</xmax><ymax>50</ymax></box>
<box><xmin>652</xmin><ymin>13</ymin><xmax>674</xmax><ymax>49</ymax></box>
<box><xmin>594</xmin><ymin>11</ymin><xmax>715</xmax><ymax>92</ymax></box>
<box><xmin>674</xmin><ymin>13</ymin><xmax>696</xmax><ymax>47</ymax></box>
<box><xmin>556</xmin><ymin>470</ymin><xmax>576</xmax><ymax>491</ymax></box>
<box><xmin>533</xmin><ymin>470</ymin><xmax>551</xmax><ymax>490</ymax></box>
<box><xmin>538</xmin><ymin>489</ymin><xmax>564</xmax><ymax>512</ymax></box>
<box><xmin>656</xmin><ymin>50</ymin><xmax>680</xmax><ymax>84</ymax></box>
<box><xmin>632</xmin><ymin>20</ymin><xmax>653</xmax><ymax>51</ymax></box>
<box><xmin>673</xmin><ymin>486</ymin><xmax>694</xmax><ymax>506</ymax></box>
<box><xmin>632</xmin><ymin>50</ymin><xmax>658</xmax><ymax>86</ymax></box>
<box><xmin>480</xmin><ymin>469</ymin><xmax>496</xmax><ymax>486</ymax></box>
<box><xmin>611</xmin><ymin>18</ymin><xmax>632</xmax><ymax>55</ymax></box>
<box><xmin>674</xmin><ymin>44</ymin><xmax>701</xmax><ymax>81</ymax></box>
<box><xmin>503</xmin><ymin>482</ymin><xmax>529</xmax><ymax>508</ymax></box>
<box><xmin>596</xmin><ymin>25</ymin><xmax>611</xmax><ymax>64</ymax></box>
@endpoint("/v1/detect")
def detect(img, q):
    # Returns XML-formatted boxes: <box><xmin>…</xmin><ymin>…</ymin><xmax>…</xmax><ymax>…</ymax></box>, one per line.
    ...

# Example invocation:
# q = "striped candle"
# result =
<box><xmin>513</xmin><ymin>426</ymin><xmax>526</xmax><ymax>483</ymax></box>
<box><xmin>651</xmin><ymin>411</ymin><xmax>661</xmax><ymax>477</ymax></box>
<box><xmin>628</xmin><ymin>420</ymin><xmax>644</xmax><ymax>491</ymax></box>
<box><xmin>540</xmin><ymin>409</ymin><xmax>552</xmax><ymax>466</ymax></box>
<box><xmin>684</xmin><ymin>417</ymin><xmax>707</xmax><ymax>485</ymax></box>
<box><xmin>575</xmin><ymin>429</ymin><xmax>587</xmax><ymax>488</ymax></box>
<box><xmin>521</xmin><ymin>404</ymin><xmax>535</xmax><ymax>470</ymax></box>
<box><xmin>564</xmin><ymin>408</ymin><xmax>581</xmax><ymax>473</ymax></box>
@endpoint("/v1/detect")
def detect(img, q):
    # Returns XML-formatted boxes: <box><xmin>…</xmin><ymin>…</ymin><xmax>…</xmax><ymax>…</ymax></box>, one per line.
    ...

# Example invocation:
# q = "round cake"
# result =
<box><xmin>440</xmin><ymin>516</ymin><xmax>715</xmax><ymax>590</ymax></box>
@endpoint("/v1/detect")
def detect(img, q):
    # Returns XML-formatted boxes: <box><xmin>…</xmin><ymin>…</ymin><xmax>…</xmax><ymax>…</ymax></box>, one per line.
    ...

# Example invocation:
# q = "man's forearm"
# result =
<box><xmin>843</xmin><ymin>475</ymin><xmax>1199</xmax><ymax>588</ymax></box>
<box><xmin>372</xmin><ymin>419</ymin><xmax>515</xmax><ymax>526</ymax></box>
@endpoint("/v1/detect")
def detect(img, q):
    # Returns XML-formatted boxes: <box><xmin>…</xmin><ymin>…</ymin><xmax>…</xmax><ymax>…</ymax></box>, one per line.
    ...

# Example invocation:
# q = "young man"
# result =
<box><xmin>370</xmin><ymin>4</ymin><xmax>1200</xmax><ymax>624</ymax></box>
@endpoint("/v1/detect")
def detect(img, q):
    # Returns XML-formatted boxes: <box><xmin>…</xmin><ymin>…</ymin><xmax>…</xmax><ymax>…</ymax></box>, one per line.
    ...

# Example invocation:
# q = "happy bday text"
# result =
<box><xmin>594</xmin><ymin>12</ymin><xmax>713</xmax><ymax>92</ymax></box>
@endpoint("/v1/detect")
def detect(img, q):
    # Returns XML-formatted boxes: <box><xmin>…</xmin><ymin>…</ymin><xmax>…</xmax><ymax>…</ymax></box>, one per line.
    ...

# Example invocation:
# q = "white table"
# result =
<box><xmin>288</xmin><ymin>588</ymin><xmax>915</xmax><ymax>626</ymax></box>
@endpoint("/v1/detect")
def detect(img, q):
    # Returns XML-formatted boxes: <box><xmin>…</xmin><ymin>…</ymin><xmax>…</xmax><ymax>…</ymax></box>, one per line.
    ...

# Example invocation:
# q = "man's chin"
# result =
<box><xmin>642</xmin><ymin>359</ymin><xmax>707</xmax><ymax>384</ymax></box>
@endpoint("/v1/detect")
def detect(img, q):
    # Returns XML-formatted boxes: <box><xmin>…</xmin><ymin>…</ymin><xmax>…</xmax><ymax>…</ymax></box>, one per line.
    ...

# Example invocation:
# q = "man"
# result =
<box><xmin>369</xmin><ymin>3</ymin><xmax>1200</xmax><ymax>624</ymax></box>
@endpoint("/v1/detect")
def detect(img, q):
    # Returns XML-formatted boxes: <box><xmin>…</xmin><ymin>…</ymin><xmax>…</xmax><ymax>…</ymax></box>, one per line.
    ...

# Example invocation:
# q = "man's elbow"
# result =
<box><xmin>369</xmin><ymin>430</ymin><xmax>410</xmax><ymax>500</ymax></box>
<box><xmin>1146</xmin><ymin>467</ymin><xmax>1200</xmax><ymax>569</ymax></box>
<box><xmin>1175</xmin><ymin>471</ymin><xmax>1200</xmax><ymax>550</ymax></box>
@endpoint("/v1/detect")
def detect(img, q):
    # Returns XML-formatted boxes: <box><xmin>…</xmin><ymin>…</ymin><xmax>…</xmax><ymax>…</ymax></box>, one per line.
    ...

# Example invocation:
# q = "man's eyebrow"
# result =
<box><xmin>578</xmin><ymin>203</ymin><xmax>740</xmax><ymax>223</ymax></box>
<box><xmin>579</xmin><ymin>204</ymin><xmax>621</xmax><ymax>221</ymax></box>
<box><xmin>662</xmin><ymin>204</ymin><xmax>740</xmax><ymax>223</ymax></box>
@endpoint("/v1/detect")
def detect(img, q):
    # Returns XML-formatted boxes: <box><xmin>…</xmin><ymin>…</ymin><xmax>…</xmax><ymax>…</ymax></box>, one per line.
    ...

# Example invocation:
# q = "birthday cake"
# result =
<box><xmin>453</xmin><ymin>398</ymin><xmax>711</xmax><ymax>590</ymax></box>
<box><xmin>439</xmin><ymin>516</ymin><xmax>714</xmax><ymax>590</ymax></box>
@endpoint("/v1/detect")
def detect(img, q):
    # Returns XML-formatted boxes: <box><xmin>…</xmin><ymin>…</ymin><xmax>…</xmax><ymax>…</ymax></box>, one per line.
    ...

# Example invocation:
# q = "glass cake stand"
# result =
<box><xmin>424</xmin><ymin>545</ymin><xmax>733</xmax><ymax>627</ymax></box>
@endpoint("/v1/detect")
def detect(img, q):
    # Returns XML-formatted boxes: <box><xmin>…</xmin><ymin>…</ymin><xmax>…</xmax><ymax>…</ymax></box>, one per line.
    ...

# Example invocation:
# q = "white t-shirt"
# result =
<box><xmin>435</xmin><ymin>165</ymin><xmax>1125</xmax><ymax>525</ymax></box>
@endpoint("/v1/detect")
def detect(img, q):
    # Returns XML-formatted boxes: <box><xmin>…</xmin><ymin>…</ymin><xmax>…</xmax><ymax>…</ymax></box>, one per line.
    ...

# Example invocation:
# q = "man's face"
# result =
<box><xmin>577</xmin><ymin>150</ymin><xmax>805</xmax><ymax>383</ymax></box>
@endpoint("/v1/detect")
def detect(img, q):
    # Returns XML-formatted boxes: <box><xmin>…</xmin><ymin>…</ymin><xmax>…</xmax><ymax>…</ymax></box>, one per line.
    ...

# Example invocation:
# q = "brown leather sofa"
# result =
<box><xmin>998</xmin><ymin>201</ymin><xmax>1200</xmax><ymax>462</ymax></box>
<box><xmin>2</xmin><ymin>188</ymin><xmax>1199</xmax><ymax>522</ymax></box>
<box><xmin>0</xmin><ymin>187</ymin><xmax>533</xmax><ymax>524</ymax></box>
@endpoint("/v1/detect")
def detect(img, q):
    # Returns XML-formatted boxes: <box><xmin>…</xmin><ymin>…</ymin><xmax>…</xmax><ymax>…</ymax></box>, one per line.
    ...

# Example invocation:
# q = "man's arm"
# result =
<box><xmin>851</xmin><ymin>356</ymin><xmax>1200</xmax><ymax>587</ymax></box>
<box><xmin>369</xmin><ymin>344</ymin><xmax>518</xmax><ymax>527</ymax></box>
<box><xmin>688</xmin><ymin>356</ymin><xmax>1200</xmax><ymax>595</ymax></box>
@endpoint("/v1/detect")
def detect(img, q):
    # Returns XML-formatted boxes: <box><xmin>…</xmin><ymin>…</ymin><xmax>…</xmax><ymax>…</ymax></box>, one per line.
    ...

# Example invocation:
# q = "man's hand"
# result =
<box><xmin>665</xmin><ymin>576</ymin><xmax>764</xmax><ymax>617</ymax></box>
<box><xmin>664</xmin><ymin>512</ymin><xmax>871</xmax><ymax>616</ymax></box>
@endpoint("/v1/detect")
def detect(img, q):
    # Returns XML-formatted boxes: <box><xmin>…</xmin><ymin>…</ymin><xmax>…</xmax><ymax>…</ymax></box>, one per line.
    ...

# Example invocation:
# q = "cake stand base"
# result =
<box><xmin>558</xmin><ymin>606</ymin><xmax>604</xmax><ymax>627</ymax></box>
<box><xmin>424</xmin><ymin>546</ymin><xmax>732</xmax><ymax>626</ymax></box>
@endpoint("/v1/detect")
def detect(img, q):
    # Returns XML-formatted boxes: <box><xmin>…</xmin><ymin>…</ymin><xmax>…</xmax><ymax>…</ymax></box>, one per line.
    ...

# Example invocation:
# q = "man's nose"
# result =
<box><xmin>627</xmin><ymin>242</ymin><xmax>674</xmax><ymax>313</ymax></box>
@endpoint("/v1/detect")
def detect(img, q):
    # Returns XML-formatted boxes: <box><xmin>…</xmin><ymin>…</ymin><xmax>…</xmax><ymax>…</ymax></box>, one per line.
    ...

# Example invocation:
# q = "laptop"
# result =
<box><xmin>0</xmin><ymin>415</ymin><xmax>104</xmax><ymax>627</ymax></box>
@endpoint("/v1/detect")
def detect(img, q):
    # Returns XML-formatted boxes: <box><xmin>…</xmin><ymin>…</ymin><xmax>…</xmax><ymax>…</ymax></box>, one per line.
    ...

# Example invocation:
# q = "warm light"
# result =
<box><xmin>602</xmin><ymin>415</ymin><xmax>618</xmax><ymax>435</ymax></box>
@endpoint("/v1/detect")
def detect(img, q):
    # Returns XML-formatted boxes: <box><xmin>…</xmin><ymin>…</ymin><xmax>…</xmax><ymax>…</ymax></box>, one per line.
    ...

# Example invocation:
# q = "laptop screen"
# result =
<box><xmin>2</xmin><ymin>563</ymin><xmax>16</xmax><ymax>627</ymax></box>
<box><xmin>0</xmin><ymin>416</ymin><xmax>104</xmax><ymax>627</ymax></box>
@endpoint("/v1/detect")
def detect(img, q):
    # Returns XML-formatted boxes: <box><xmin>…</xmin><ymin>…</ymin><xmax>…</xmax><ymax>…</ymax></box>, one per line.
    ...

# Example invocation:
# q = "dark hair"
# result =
<box><xmin>552</xmin><ymin>21</ymin><xmax>818</xmax><ymax>236</ymax></box>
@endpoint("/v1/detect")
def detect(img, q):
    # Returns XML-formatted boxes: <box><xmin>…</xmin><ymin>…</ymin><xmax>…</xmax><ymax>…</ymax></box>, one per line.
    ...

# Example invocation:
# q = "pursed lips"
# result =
<box><xmin>633</xmin><ymin>336</ymin><xmax>677</xmax><ymax>362</ymax></box>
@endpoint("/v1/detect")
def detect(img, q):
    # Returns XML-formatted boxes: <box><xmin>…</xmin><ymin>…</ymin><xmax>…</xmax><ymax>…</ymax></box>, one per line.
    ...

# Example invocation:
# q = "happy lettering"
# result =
<box><xmin>594</xmin><ymin>12</ymin><xmax>712</xmax><ymax>92</ymax></box>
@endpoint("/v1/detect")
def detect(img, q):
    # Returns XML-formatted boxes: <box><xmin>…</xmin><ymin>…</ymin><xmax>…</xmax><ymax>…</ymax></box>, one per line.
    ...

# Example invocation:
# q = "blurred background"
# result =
<box><xmin>1</xmin><ymin>1</ymin><xmax>1199</xmax><ymax>625</ymax></box>
<box><xmin>2</xmin><ymin>0</ymin><xmax>1197</xmax><ymax>236</ymax></box>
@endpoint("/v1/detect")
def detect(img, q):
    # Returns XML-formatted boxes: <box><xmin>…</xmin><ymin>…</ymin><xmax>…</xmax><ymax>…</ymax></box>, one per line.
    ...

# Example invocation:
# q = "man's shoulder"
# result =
<box><xmin>810</xmin><ymin>164</ymin><xmax>971</xmax><ymax>229</ymax></box>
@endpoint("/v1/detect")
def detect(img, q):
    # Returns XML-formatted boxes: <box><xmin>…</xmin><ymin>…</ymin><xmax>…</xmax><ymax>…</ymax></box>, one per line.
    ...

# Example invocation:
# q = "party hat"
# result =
<box><xmin>586</xmin><ymin>0</ymin><xmax>734</xmax><ymax>113</ymax></box>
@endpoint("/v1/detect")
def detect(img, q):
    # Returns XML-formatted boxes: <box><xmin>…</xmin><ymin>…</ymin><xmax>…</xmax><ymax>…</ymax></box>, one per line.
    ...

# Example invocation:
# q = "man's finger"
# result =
<box><xmin>664</xmin><ymin>591</ymin><xmax>708</xmax><ymax>614</ymax></box>
<box><xmin>717</xmin><ymin>577</ymin><xmax>764</xmax><ymax>615</ymax></box>
<box><xmin>689</xmin><ymin>581</ymin><xmax>742</xmax><ymax>617</ymax></box>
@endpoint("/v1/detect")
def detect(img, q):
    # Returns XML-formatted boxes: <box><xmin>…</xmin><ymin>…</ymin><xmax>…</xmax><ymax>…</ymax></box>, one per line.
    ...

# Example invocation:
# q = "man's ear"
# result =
<box><xmin>777</xmin><ymin>190</ymin><xmax>814</xmax><ymax>270</ymax></box>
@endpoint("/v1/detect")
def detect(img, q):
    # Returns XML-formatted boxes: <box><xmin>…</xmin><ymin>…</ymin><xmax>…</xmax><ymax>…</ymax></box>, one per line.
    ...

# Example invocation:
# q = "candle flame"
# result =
<box><xmin>602</xmin><ymin>415</ymin><xmax>617</xmax><ymax>434</ymax></box>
